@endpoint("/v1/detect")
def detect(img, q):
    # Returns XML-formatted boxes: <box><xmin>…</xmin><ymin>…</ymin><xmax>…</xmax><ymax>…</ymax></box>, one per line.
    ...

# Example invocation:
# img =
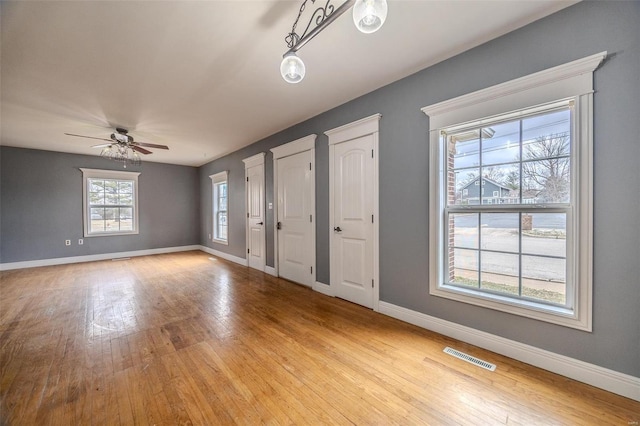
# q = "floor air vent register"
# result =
<box><xmin>443</xmin><ymin>347</ymin><xmax>497</xmax><ymax>371</ymax></box>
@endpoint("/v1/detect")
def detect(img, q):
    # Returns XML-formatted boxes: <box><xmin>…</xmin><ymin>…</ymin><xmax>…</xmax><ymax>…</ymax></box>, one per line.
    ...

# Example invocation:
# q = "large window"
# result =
<box><xmin>210</xmin><ymin>171</ymin><xmax>228</xmax><ymax>244</ymax></box>
<box><xmin>446</xmin><ymin>104</ymin><xmax>571</xmax><ymax>305</ymax></box>
<box><xmin>422</xmin><ymin>52</ymin><xmax>605</xmax><ymax>330</ymax></box>
<box><xmin>80</xmin><ymin>168</ymin><xmax>140</xmax><ymax>237</ymax></box>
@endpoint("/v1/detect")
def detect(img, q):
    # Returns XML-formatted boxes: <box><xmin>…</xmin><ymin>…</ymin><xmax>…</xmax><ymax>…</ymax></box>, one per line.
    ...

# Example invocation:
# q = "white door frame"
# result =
<box><xmin>325</xmin><ymin>114</ymin><xmax>381</xmax><ymax>311</ymax></box>
<box><xmin>270</xmin><ymin>134</ymin><xmax>317</xmax><ymax>285</ymax></box>
<box><xmin>243</xmin><ymin>152</ymin><xmax>266</xmax><ymax>271</ymax></box>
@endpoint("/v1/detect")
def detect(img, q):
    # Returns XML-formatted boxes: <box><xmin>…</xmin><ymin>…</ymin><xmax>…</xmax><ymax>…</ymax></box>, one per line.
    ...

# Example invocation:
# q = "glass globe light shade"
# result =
<box><xmin>280</xmin><ymin>53</ymin><xmax>305</xmax><ymax>84</ymax></box>
<box><xmin>353</xmin><ymin>0</ymin><xmax>387</xmax><ymax>34</ymax></box>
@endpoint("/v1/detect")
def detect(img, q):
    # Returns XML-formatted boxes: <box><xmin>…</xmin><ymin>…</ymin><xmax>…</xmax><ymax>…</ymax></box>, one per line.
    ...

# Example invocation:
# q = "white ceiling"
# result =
<box><xmin>1</xmin><ymin>0</ymin><xmax>577</xmax><ymax>167</ymax></box>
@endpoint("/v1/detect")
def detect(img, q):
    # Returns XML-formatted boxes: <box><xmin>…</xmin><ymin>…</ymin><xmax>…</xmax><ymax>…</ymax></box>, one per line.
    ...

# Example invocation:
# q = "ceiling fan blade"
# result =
<box><xmin>64</xmin><ymin>133</ymin><xmax>112</xmax><ymax>142</ymax></box>
<box><xmin>91</xmin><ymin>143</ymin><xmax>113</xmax><ymax>148</ymax></box>
<box><xmin>132</xmin><ymin>146</ymin><xmax>153</xmax><ymax>155</ymax></box>
<box><xmin>132</xmin><ymin>142</ymin><xmax>169</xmax><ymax>150</ymax></box>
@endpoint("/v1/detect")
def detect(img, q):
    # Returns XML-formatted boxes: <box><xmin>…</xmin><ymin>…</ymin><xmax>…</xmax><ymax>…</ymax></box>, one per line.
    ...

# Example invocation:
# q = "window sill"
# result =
<box><xmin>85</xmin><ymin>230</ymin><xmax>139</xmax><ymax>238</ymax></box>
<box><xmin>431</xmin><ymin>283</ymin><xmax>590</xmax><ymax>331</ymax></box>
<box><xmin>212</xmin><ymin>238</ymin><xmax>228</xmax><ymax>245</ymax></box>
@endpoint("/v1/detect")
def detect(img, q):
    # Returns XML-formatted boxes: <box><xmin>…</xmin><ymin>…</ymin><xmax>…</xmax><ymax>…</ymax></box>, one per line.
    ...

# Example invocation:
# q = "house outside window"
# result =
<box><xmin>422</xmin><ymin>52</ymin><xmax>605</xmax><ymax>330</ymax></box>
<box><xmin>210</xmin><ymin>171</ymin><xmax>229</xmax><ymax>244</ymax></box>
<box><xmin>80</xmin><ymin>168</ymin><xmax>140</xmax><ymax>237</ymax></box>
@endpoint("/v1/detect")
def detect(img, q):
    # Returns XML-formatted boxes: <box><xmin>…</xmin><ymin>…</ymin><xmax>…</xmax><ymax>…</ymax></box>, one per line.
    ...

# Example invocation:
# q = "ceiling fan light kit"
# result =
<box><xmin>281</xmin><ymin>0</ymin><xmax>388</xmax><ymax>84</ymax></box>
<box><xmin>64</xmin><ymin>127</ymin><xmax>169</xmax><ymax>168</ymax></box>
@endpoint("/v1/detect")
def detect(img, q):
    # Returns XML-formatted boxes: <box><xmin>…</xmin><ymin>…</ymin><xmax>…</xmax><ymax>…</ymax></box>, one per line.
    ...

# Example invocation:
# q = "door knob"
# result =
<box><xmin>257</xmin><ymin>222</ymin><xmax>264</xmax><ymax>225</ymax></box>
<box><xmin>277</xmin><ymin>221</ymin><xmax>282</xmax><ymax>230</ymax></box>
<box><xmin>333</xmin><ymin>226</ymin><xmax>342</xmax><ymax>232</ymax></box>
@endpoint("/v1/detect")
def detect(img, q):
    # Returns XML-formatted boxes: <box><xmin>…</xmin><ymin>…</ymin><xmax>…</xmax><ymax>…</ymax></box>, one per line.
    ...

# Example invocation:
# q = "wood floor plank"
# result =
<box><xmin>1</xmin><ymin>251</ymin><xmax>638</xmax><ymax>425</ymax></box>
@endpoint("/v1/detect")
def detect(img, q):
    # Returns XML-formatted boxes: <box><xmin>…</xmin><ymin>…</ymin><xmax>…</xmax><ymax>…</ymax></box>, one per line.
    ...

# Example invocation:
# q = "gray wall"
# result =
<box><xmin>1</xmin><ymin>146</ymin><xmax>200</xmax><ymax>263</ymax></box>
<box><xmin>198</xmin><ymin>1</ymin><xmax>640</xmax><ymax>377</ymax></box>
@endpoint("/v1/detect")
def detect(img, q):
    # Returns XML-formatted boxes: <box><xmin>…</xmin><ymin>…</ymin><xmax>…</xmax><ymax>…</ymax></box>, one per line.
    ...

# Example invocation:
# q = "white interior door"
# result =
<box><xmin>332</xmin><ymin>135</ymin><xmax>374</xmax><ymax>308</ymax></box>
<box><xmin>245</xmin><ymin>155</ymin><xmax>265</xmax><ymax>271</ymax></box>
<box><xmin>277</xmin><ymin>150</ymin><xmax>313</xmax><ymax>286</ymax></box>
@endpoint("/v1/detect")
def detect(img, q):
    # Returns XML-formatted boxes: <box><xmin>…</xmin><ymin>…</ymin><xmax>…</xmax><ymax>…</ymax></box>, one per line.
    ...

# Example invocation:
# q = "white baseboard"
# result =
<box><xmin>264</xmin><ymin>266</ymin><xmax>277</xmax><ymax>277</ymax></box>
<box><xmin>378</xmin><ymin>301</ymin><xmax>640</xmax><ymax>402</ymax></box>
<box><xmin>199</xmin><ymin>246</ymin><xmax>248</xmax><ymax>266</ymax></box>
<box><xmin>0</xmin><ymin>245</ymin><xmax>201</xmax><ymax>271</ymax></box>
<box><xmin>313</xmin><ymin>281</ymin><xmax>334</xmax><ymax>297</ymax></box>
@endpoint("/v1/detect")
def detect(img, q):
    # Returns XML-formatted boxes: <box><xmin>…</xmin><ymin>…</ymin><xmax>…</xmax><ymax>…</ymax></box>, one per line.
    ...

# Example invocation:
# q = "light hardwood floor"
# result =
<box><xmin>1</xmin><ymin>251</ymin><xmax>637</xmax><ymax>425</ymax></box>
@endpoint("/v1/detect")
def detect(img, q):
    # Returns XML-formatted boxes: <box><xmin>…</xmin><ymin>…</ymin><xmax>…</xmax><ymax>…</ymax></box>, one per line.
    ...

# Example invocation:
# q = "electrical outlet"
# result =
<box><xmin>65</xmin><ymin>240</ymin><xmax>71</xmax><ymax>246</ymax></box>
<box><xmin>78</xmin><ymin>239</ymin><xmax>83</xmax><ymax>245</ymax></box>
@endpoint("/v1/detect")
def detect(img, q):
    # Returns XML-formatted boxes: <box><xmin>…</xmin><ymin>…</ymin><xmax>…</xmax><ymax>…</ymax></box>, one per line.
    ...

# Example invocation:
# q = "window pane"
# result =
<box><xmin>219</xmin><ymin>196</ymin><xmax>227</xmax><ymax>211</ymax></box>
<box><xmin>104</xmin><ymin>180</ymin><xmax>118</xmax><ymax>194</ymax></box>
<box><xmin>89</xmin><ymin>192</ymin><xmax>104</xmax><ymax>205</ymax></box>
<box><xmin>90</xmin><ymin>180</ymin><xmax>105</xmax><ymax>193</ymax></box>
<box><xmin>522</xmin><ymin>255</ymin><xmax>566</xmax><ymax>304</ymax></box>
<box><xmin>452</xmin><ymin>168</ymin><xmax>479</xmax><ymax>205</ymax></box>
<box><xmin>451</xmin><ymin>213</ymin><xmax>478</xmax><ymax>249</ymax></box>
<box><xmin>217</xmin><ymin>212</ymin><xmax>228</xmax><ymax>240</ymax></box>
<box><xmin>119</xmin><ymin>193</ymin><xmax>133</xmax><ymax>205</ymax></box>
<box><xmin>481</xmin><ymin>121</ymin><xmax>520</xmax><ymax>166</ymax></box>
<box><xmin>480</xmin><ymin>213</ymin><xmax>519</xmax><ymax>253</ymax></box>
<box><xmin>219</xmin><ymin>183</ymin><xmax>227</xmax><ymax>197</ymax></box>
<box><xmin>105</xmin><ymin>193</ymin><xmax>118</xmax><ymax>205</ymax></box>
<box><xmin>480</xmin><ymin>164</ymin><xmax>519</xmax><ymax>205</ymax></box>
<box><xmin>450</xmin><ymin>248</ymin><xmax>478</xmax><ymax>287</ymax></box>
<box><xmin>449</xmin><ymin>134</ymin><xmax>479</xmax><ymax>169</ymax></box>
<box><xmin>119</xmin><ymin>181</ymin><xmax>133</xmax><ymax>193</ymax></box>
<box><xmin>522</xmin><ymin>158</ymin><xmax>570</xmax><ymax>203</ymax></box>
<box><xmin>119</xmin><ymin>208</ymin><xmax>133</xmax><ymax>231</ymax></box>
<box><xmin>104</xmin><ymin>208</ymin><xmax>118</xmax><ymax>231</ymax></box>
<box><xmin>522</xmin><ymin>109</ymin><xmax>571</xmax><ymax>160</ymax></box>
<box><xmin>90</xmin><ymin>208</ymin><xmax>105</xmax><ymax>232</ymax></box>
<box><xmin>522</xmin><ymin>213</ymin><xmax>566</xmax><ymax>257</ymax></box>
<box><xmin>480</xmin><ymin>252</ymin><xmax>519</xmax><ymax>295</ymax></box>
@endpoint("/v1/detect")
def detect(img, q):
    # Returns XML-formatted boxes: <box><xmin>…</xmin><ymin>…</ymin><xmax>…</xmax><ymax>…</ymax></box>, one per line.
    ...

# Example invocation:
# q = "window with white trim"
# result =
<box><xmin>422</xmin><ymin>52</ymin><xmax>605</xmax><ymax>330</ymax></box>
<box><xmin>210</xmin><ymin>171</ymin><xmax>228</xmax><ymax>244</ymax></box>
<box><xmin>80</xmin><ymin>168</ymin><xmax>140</xmax><ymax>237</ymax></box>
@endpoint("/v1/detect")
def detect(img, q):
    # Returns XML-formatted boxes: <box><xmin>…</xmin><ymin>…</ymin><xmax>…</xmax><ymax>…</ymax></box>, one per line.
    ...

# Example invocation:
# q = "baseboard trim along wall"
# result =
<box><xmin>199</xmin><ymin>246</ymin><xmax>248</xmax><ymax>266</ymax></box>
<box><xmin>0</xmin><ymin>245</ymin><xmax>202</xmax><ymax>271</ymax></box>
<box><xmin>378</xmin><ymin>301</ymin><xmax>640</xmax><ymax>402</ymax></box>
<box><xmin>264</xmin><ymin>266</ymin><xmax>277</xmax><ymax>277</ymax></box>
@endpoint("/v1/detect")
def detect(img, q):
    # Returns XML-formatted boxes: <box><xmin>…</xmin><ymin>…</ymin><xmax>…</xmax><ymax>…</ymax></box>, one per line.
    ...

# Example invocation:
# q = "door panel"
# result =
<box><xmin>332</xmin><ymin>135</ymin><xmax>374</xmax><ymax>308</ymax></box>
<box><xmin>277</xmin><ymin>150</ymin><xmax>313</xmax><ymax>286</ymax></box>
<box><xmin>246</xmin><ymin>163</ymin><xmax>265</xmax><ymax>271</ymax></box>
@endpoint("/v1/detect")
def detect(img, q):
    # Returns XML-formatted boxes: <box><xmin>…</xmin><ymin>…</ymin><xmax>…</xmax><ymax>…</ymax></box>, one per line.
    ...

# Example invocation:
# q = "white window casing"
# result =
<box><xmin>421</xmin><ymin>52</ymin><xmax>606</xmax><ymax>331</ymax></box>
<box><xmin>80</xmin><ymin>168</ymin><xmax>140</xmax><ymax>237</ymax></box>
<box><xmin>210</xmin><ymin>171</ymin><xmax>229</xmax><ymax>245</ymax></box>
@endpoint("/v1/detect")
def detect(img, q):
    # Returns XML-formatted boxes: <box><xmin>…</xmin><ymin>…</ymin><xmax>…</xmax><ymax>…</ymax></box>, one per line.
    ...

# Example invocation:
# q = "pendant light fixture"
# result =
<box><xmin>280</xmin><ymin>0</ymin><xmax>388</xmax><ymax>84</ymax></box>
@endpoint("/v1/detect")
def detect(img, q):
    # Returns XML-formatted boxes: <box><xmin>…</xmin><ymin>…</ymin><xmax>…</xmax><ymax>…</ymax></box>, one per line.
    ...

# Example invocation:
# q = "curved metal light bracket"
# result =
<box><xmin>284</xmin><ymin>0</ymin><xmax>355</xmax><ymax>56</ymax></box>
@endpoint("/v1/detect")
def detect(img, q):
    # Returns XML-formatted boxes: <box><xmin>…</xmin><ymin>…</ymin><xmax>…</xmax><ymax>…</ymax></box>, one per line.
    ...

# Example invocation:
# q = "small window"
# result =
<box><xmin>80</xmin><ymin>168</ymin><xmax>140</xmax><ymax>237</ymax></box>
<box><xmin>493</xmin><ymin>190</ymin><xmax>499</xmax><ymax>197</ymax></box>
<box><xmin>210</xmin><ymin>171</ymin><xmax>229</xmax><ymax>244</ymax></box>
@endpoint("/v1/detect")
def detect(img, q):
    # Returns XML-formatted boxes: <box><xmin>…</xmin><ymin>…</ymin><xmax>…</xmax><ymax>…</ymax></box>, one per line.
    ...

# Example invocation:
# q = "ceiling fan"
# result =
<box><xmin>65</xmin><ymin>127</ymin><xmax>169</xmax><ymax>166</ymax></box>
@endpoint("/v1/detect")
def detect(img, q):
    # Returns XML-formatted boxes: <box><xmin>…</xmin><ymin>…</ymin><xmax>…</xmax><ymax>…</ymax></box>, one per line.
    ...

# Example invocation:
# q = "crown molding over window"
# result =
<box><xmin>421</xmin><ymin>51</ymin><xmax>606</xmax><ymax>129</ymax></box>
<box><xmin>209</xmin><ymin>170</ymin><xmax>228</xmax><ymax>184</ymax></box>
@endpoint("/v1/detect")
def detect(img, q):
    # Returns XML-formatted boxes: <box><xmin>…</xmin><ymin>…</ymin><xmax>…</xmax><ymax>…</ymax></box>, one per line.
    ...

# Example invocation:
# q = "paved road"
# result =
<box><xmin>454</xmin><ymin>213</ymin><xmax>565</xmax><ymax>229</ymax></box>
<box><xmin>453</xmin><ymin>228</ymin><xmax>566</xmax><ymax>282</ymax></box>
